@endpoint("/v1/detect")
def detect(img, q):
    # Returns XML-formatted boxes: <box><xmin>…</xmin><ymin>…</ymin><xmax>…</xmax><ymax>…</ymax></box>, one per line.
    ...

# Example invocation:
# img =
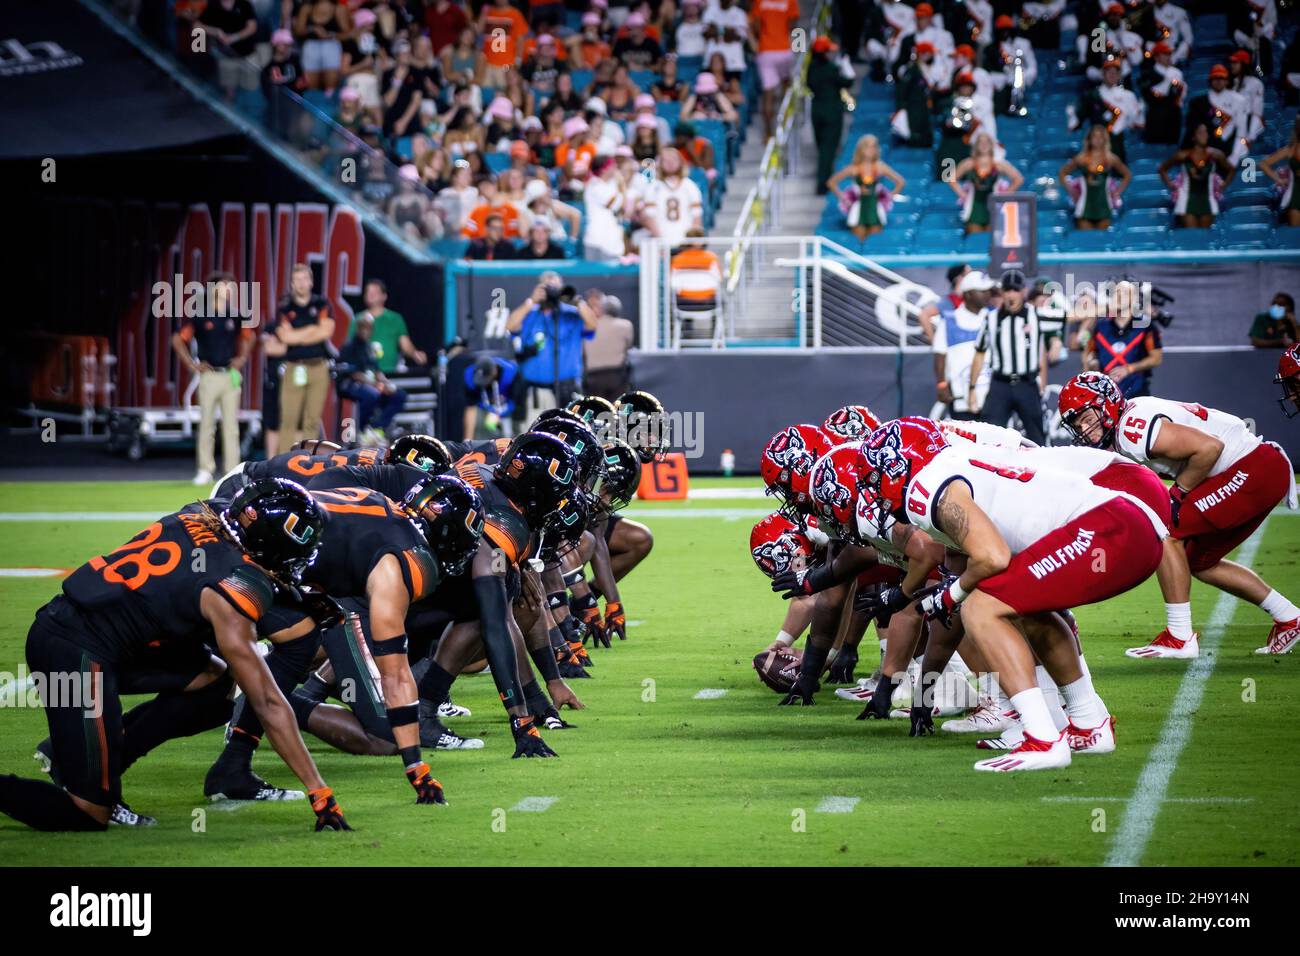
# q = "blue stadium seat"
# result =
<box><xmin>1221</xmin><ymin>205</ymin><xmax>1274</xmax><ymax>227</ymax></box>
<box><xmin>394</xmin><ymin>137</ymin><xmax>414</xmax><ymax>160</ymax></box>
<box><xmin>569</xmin><ymin>69</ymin><xmax>593</xmax><ymax>93</ymax></box>
<box><xmin>1124</xmin><ymin>189</ymin><xmax>1172</xmax><ymax>210</ymax></box>
<box><xmin>1167</xmin><ymin>227</ymin><xmax>1214</xmax><ymax>251</ymax></box>
<box><xmin>1220</xmin><ymin>183</ymin><xmax>1276</xmax><ymax>209</ymax></box>
<box><xmin>1214</xmin><ymin>221</ymin><xmax>1273</xmax><ymax>248</ymax></box>
<box><xmin>1275</xmin><ymin>225</ymin><xmax>1300</xmax><ymax>248</ymax></box>
<box><xmin>484</xmin><ymin>152</ymin><xmax>511</xmax><ymax>173</ymax></box>
<box><xmin>1036</xmin><ymin>226</ymin><xmax>1068</xmax><ymax>252</ymax></box>
<box><xmin>630</xmin><ymin>70</ymin><xmax>656</xmax><ymax>92</ymax></box>
<box><xmin>1117</xmin><ymin>225</ymin><xmax>1171</xmax><ymax>250</ymax></box>
<box><xmin>657</xmin><ymin>101</ymin><xmax>681</xmax><ymax>128</ymax></box>
<box><xmin>1064</xmin><ymin>230</ymin><xmax>1116</xmax><ymax>252</ymax></box>
<box><xmin>1119</xmin><ymin>207</ymin><xmax>1169</xmax><ymax>228</ymax></box>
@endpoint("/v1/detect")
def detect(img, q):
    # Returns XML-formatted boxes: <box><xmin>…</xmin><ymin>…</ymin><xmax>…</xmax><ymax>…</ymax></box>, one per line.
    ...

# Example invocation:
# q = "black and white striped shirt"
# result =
<box><xmin>974</xmin><ymin>305</ymin><xmax>1042</xmax><ymax>377</ymax></box>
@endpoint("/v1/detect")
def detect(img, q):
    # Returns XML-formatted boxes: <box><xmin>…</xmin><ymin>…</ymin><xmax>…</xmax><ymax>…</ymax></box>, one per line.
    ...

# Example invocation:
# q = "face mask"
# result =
<box><xmin>1271</xmin><ymin>304</ymin><xmax>1287</xmax><ymax>320</ymax></box>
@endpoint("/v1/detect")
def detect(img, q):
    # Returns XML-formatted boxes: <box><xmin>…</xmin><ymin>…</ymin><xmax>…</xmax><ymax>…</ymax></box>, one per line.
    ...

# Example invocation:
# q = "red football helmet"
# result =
<box><xmin>1277</xmin><ymin>345</ymin><xmax>1300</xmax><ymax>418</ymax></box>
<box><xmin>1059</xmin><ymin>372</ymin><xmax>1127</xmax><ymax>447</ymax></box>
<box><xmin>750</xmin><ymin>512</ymin><xmax>815</xmax><ymax>578</ymax></box>
<box><xmin>760</xmin><ymin>424</ymin><xmax>834</xmax><ymax>510</ymax></box>
<box><xmin>823</xmin><ymin>405</ymin><xmax>883</xmax><ymax>444</ymax></box>
<box><xmin>858</xmin><ymin>417</ymin><xmax>950</xmax><ymax>513</ymax></box>
<box><xmin>808</xmin><ymin>444</ymin><xmax>868</xmax><ymax>541</ymax></box>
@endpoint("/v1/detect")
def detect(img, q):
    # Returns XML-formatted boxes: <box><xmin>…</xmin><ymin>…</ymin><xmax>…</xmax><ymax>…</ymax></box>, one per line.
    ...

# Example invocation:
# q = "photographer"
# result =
<box><xmin>505</xmin><ymin>270</ymin><xmax>598</xmax><ymax>414</ymax></box>
<box><xmin>1083</xmin><ymin>280</ymin><xmax>1164</xmax><ymax>398</ymax></box>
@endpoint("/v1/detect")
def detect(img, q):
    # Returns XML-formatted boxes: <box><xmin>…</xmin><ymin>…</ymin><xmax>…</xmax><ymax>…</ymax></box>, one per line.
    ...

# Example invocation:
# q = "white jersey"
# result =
<box><xmin>852</xmin><ymin>493</ymin><xmax>908</xmax><ymax>569</ymax></box>
<box><xmin>938</xmin><ymin>419</ymin><xmax>1029</xmax><ymax>450</ymax></box>
<box><xmin>975</xmin><ymin>442</ymin><xmax>1128</xmax><ymax>477</ymax></box>
<box><xmin>1112</xmin><ymin>396</ymin><xmax>1262</xmax><ymax>481</ymax></box>
<box><xmin>642</xmin><ymin>176</ymin><xmax>703</xmax><ymax>249</ymax></box>
<box><xmin>904</xmin><ymin>446</ymin><xmax>1162</xmax><ymax>556</ymax></box>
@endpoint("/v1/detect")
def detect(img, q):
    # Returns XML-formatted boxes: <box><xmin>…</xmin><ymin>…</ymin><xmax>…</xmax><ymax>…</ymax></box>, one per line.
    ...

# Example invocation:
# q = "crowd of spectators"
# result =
<box><xmin>152</xmin><ymin>0</ymin><xmax>800</xmax><ymax>260</ymax></box>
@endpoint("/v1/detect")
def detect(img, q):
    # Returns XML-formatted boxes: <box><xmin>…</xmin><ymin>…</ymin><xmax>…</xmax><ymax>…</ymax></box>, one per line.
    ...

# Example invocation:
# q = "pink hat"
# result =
<box><xmin>537</xmin><ymin>33</ymin><xmax>556</xmax><ymax>46</ymax></box>
<box><xmin>635</xmin><ymin>114</ymin><xmax>658</xmax><ymax>129</ymax></box>
<box><xmin>563</xmin><ymin>116</ymin><xmax>590</xmax><ymax>138</ymax></box>
<box><xmin>352</xmin><ymin>9</ymin><xmax>376</xmax><ymax>28</ymax></box>
<box><xmin>626</xmin><ymin>12</ymin><xmax>646</xmax><ymax>27</ymax></box>
<box><xmin>615</xmin><ymin>145</ymin><xmax>634</xmax><ymax>158</ymax></box>
<box><xmin>399</xmin><ymin>164</ymin><xmax>421</xmax><ymax>183</ymax></box>
<box><xmin>695</xmin><ymin>72</ymin><xmax>718</xmax><ymax>94</ymax></box>
<box><xmin>271</xmin><ymin>29</ymin><xmax>294</xmax><ymax>46</ymax></box>
<box><xmin>340</xmin><ymin>86</ymin><xmax>361</xmax><ymax>102</ymax></box>
<box><xmin>582</xmin><ymin>12</ymin><xmax>601</xmax><ymax>25</ymax></box>
<box><xmin>488</xmin><ymin>96</ymin><xmax>515</xmax><ymax>120</ymax></box>
<box><xmin>590</xmin><ymin>0</ymin><xmax>608</xmax><ymax>8</ymax></box>
<box><xmin>635</xmin><ymin>93</ymin><xmax>656</xmax><ymax>110</ymax></box>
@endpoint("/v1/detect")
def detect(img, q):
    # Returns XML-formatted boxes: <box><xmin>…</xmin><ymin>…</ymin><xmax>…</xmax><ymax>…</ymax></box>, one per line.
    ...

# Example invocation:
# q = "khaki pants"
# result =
<box><xmin>279</xmin><ymin>359</ymin><xmax>331</xmax><ymax>447</ymax></box>
<box><xmin>197</xmin><ymin>368</ymin><xmax>242</xmax><ymax>476</ymax></box>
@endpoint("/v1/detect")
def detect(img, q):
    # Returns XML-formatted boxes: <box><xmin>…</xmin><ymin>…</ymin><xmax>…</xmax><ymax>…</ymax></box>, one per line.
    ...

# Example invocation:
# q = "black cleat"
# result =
<box><xmin>203</xmin><ymin>761</ymin><xmax>304</xmax><ymax>802</ymax></box>
<box><xmin>110</xmin><ymin>802</ymin><xmax>157</xmax><ymax>826</ymax></box>
<box><xmin>419</xmin><ymin>715</ymin><xmax>484</xmax><ymax>750</ymax></box>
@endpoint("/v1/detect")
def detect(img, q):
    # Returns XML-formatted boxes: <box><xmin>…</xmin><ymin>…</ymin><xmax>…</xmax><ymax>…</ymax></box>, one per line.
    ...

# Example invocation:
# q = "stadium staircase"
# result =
<box><xmin>815</xmin><ymin>9</ymin><xmax>1300</xmax><ymax>258</ymax></box>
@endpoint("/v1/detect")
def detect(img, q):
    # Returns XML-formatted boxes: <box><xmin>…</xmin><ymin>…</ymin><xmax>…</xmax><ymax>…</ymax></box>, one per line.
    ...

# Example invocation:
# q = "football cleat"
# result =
<box><xmin>110</xmin><ymin>803</ymin><xmax>157</xmax><ymax>827</ymax></box>
<box><xmin>1126</xmin><ymin>629</ymin><xmax>1199</xmax><ymax>659</ymax></box>
<box><xmin>835</xmin><ymin>677</ymin><xmax>877</xmax><ymax>702</ymax></box>
<box><xmin>941</xmin><ymin>697</ymin><xmax>1019</xmax><ymax>735</ymax></box>
<box><xmin>205</xmin><ymin>768</ymin><xmax>306</xmax><ymax>802</ymax></box>
<box><xmin>539</xmin><ymin>708</ymin><xmax>575</xmax><ymax>730</ymax></box>
<box><xmin>1256</xmin><ymin>618</ymin><xmax>1300</xmax><ymax>655</ymax></box>
<box><xmin>437</xmin><ymin>700</ymin><xmax>472</xmax><ymax>719</ymax></box>
<box><xmin>1066</xmin><ymin>715</ymin><xmax>1117</xmax><ymax>755</ymax></box>
<box><xmin>973</xmin><ymin>730</ymin><xmax>1072</xmax><ymax>772</ymax></box>
<box><xmin>975</xmin><ymin>727</ymin><xmax>1025</xmax><ymax>751</ymax></box>
<box><xmin>419</xmin><ymin>715</ymin><xmax>484</xmax><ymax>750</ymax></box>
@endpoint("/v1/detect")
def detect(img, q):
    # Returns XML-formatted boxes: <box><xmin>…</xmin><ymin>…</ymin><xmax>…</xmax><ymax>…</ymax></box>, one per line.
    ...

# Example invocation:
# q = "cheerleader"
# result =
<box><xmin>950</xmin><ymin>133</ymin><xmax>1023</xmax><ymax>234</ymax></box>
<box><xmin>1260</xmin><ymin>115</ymin><xmax>1300</xmax><ymax>226</ymax></box>
<box><xmin>1059</xmin><ymin>124</ymin><xmax>1130</xmax><ymax>230</ymax></box>
<box><xmin>828</xmin><ymin>134</ymin><xmax>905</xmax><ymax>239</ymax></box>
<box><xmin>1159</xmin><ymin>123</ymin><xmax>1234</xmax><ymax>229</ymax></box>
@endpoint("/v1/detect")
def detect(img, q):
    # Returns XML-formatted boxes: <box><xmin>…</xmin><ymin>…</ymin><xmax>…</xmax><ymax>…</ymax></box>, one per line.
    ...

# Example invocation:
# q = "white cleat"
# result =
<box><xmin>1066</xmin><ymin>716</ymin><xmax>1117</xmax><ymax>755</ymax></box>
<box><xmin>1256</xmin><ymin>618</ymin><xmax>1300</xmax><ymax>655</ymax></box>
<box><xmin>1126</xmin><ymin>629</ymin><xmax>1199</xmax><ymax>659</ymax></box>
<box><xmin>835</xmin><ymin>678</ymin><xmax>877</xmax><ymax>702</ymax></box>
<box><xmin>437</xmin><ymin>700</ymin><xmax>472</xmax><ymax>719</ymax></box>
<box><xmin>974</xmin><ymin>730</ymin><xmax>1072</xmax><ymax>772</ymax></box>
<box><xmin>975</xmin><ymin>727</ymin><xmax>1025</xmax><ymax>751</ymax></box>
<box><xmin>433</xmin><ymin>730</ymin><xmax>484</xmax><ymax>750</ymax></box>
<box><xmin>942</xmin><ymin>697</ymin><xmax>1019</xmax><ymax>735</ymax></box>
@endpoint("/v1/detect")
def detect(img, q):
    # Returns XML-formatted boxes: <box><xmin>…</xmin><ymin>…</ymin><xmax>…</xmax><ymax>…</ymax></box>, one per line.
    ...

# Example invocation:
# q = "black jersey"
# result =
<box><xmin>59</xmin><ymin>504</ymin><xmax>277</xmax><ymax>664</ymax></box>
<box><xmin>304</xmin><ymin>487</ymin><xmax>440</xmax><ymax>603</ymax></box>
<box><xmin>246</xmin><ymin>447</ymin><xmax>383</xmax><ymax>483</ymax></box>
<box><xmin>306</xmin><ymin>462</ymin><xmax>429</xmax><ymax>503</ymax></box>
<box><xmin>446</xmin><ymin>437</ymin><xmax>511</xmax><ymax>467</ymax></box>
<box><xmin>451</xmin><ymin>460</ymin><xmax>533</xmax><ymax>564</ymax></box>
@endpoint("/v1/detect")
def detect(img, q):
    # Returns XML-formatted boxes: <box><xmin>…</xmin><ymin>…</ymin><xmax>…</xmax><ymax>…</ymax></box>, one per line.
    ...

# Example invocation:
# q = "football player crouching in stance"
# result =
<box><xmin>0</xmin><ymin>480</ymin><xmax>351</xmax><ymax>832</ymax></box>
<box><xmin>861</xmin><ymin>418</ymin><xmax>1168</xmax><ymax>771</ymax></box>
<box><xmin>1061</xmin><ymin>372</ymin><xmax>1300</xmax><ymax>657</ymax></box>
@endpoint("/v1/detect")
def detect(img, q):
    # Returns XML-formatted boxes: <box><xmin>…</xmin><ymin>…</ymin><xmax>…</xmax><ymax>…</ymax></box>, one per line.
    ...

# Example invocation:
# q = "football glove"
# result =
<box><xmin>908</xmin><ymin>705</ymin><xmax>935</xmax><ymax>737</ymax></box>
<box><xmin>917</xmin><ymin>576</ymin><xmax>962</xmax><ymax>628</ymax></box>
<box><xmin>405</xmin><ymin>762</ymin><xmax>447</xmax><ymax>805</ymax></box>
<box><xmin>1170</xmin><ymin>483</ymin><xmax>1188</xmax><ymax>528</ymax></box>
<box><xmin>771</xmin><ymin>563</ymin><xmax>835</xmax><ymax>600</ymax></box>
<box><xmin>310</xmin><ymin>787</ymin><xmax>351</xmax><ymax>831</ymax></box>
<box><xmin>511</xmin><ymin>715</ymin><xmax>558</xmax><ymax>758</ymax></box>
<box><xmin>604</xmin><ymin>601</ymin><xmax>627</xmax><ymax>641</ymax></box>
<box><xmin>856</xmin><ymin>679</ymin><xmax>895</xmax><ymax>720</ymax></box>
<box><xmin>826</xmin><ymin>647</ymin><xmax>858</xmax><ymax>684</ymax></box>
<box><xmin>576</xmin><ymin>595</ymin><xmax>608</xmax><ymax>648</ymax></box>
<box><xmin>854</xmin><ymin>584</ymin><xmax>911</xmax><ymax>628</ymax></box>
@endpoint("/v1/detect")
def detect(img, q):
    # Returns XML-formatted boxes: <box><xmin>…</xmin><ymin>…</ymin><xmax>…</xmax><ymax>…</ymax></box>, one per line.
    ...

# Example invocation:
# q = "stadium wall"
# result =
<box><xmin>632</xmin><ymin>349</ymin><xmax>1299</xmax><ymax>472</ymax></box>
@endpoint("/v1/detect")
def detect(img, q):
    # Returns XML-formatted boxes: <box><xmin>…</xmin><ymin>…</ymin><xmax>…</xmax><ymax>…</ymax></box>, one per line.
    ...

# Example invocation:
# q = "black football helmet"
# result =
<box><xmin>565</xmin><ymin>395</ymin><xmax>617</xmax><ymax>438</ymax></box>
<box><xmin>387</xmin><ymin>433</ymin><xmax>453</xmax><ymax>473</ymax></box>
<box><xmin>220</xmin><ymin>478</ymin><xmax>327</xmax><ymax>583</ymax></box>
<box><xmin>529</xmin><ymin>414</ymin><xmax>605</xmax><ymax>490</ymax></box>
<box><xmin>401</xmin><ymin>474</ymin><xmax>486</xmax><ymax>578</ymax></box>
<box><xmin>536</xmin><ymin>486</ymin><xmax>592</xmax><ymax>562</ymax></box>
<box><xmin>595</xmin><ymin>438</ymin><xmax>641</xmax><ymax>515</ymax></box>
<box><xmin>615</xmin><ymin>390</ymin><xmax>669</xmax><ymax>463</ymax></box>
<box><xmin>493</xmin><ymin>432</ymin><xmax>583</xmax><ymax>530</ymax></box>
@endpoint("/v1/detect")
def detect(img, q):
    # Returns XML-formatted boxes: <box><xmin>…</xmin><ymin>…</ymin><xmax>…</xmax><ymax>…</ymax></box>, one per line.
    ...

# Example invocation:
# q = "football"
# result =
<box><xmin>752</xmin><ymin>646</ymin><xmax>804</xmax><ymax>694</ymax></box>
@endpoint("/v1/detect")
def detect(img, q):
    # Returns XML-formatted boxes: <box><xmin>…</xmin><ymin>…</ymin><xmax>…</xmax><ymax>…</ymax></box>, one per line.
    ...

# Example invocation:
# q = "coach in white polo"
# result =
<box><xmin>968</xmin><ymin>269</ymin><xmax>1047</xmax><ymax>445</ymax></box>
<box><xmin>933</xmin><ymin>270</ymin><xmax>994</xmax><ymax>421</ymax></box>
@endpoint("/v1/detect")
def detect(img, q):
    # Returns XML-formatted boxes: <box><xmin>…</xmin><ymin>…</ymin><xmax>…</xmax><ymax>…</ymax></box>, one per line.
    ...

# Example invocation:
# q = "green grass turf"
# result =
<box><xmin>0</xmin><ymin>481</ymin><xmax>1297</xmax><ymax>865</ymax></box>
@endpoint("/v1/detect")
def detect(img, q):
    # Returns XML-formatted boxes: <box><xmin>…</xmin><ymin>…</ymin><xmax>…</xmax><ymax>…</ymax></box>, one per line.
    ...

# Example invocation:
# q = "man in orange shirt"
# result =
<box><xmin>566</xmin><ymin>12</ymin><xmax>611</xmax><ymax>69</ymax></box>
<box><xmin>461</xmin><ymin>178</ymin><xmax>522</xmax><ymax>240</ymax></box>
<box><xmin>555</xmin><ymin>116</ymin><xmax>597</xmax><ymax>173</ymax></box>
<box><xmin>479</xmin><ymin>0</ymin><xmax>529</xmax><ymax>88</ymax></box>
<box><xmin>753</xmin><ymin>0</ymin><xmax>800</xmax><ymax>138</ymax></box>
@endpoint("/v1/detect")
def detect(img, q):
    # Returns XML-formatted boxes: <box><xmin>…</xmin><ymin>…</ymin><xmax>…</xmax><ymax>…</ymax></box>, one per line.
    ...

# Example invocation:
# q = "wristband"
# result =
<box><xmin>562</xmin><ymin>569</ymin><xmax>584</xmax><ymax>588</ymax></box>
<box><xmin>947</xmin><ymin>579</ymin><xmax>969</xmax><ymax>604</ymax></box>
<box><xmin>774</xmin><ymin>629</ymin><xmax>795</xmax><ymax>647</ymax></box>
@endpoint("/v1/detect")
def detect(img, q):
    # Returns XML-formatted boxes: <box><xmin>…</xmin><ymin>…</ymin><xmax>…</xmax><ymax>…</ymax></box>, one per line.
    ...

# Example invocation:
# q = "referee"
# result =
<box><xmin>968</xmin><ymin>270</ymin><xmax>1047</xmax><ymax>445</ymax></box>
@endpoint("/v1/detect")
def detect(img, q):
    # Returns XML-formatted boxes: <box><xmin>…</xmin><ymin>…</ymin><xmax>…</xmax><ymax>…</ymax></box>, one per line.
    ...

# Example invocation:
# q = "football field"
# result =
<box><xmin>0</xmin><ymin>477</ymin><xmax>1297</xmax><ymax>866</ymax></box>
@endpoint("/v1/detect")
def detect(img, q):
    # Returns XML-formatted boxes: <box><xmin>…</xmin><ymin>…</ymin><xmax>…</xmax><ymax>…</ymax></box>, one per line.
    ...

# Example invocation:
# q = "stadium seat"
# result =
<box><xmin>1220</xmin><ymin>183</ymin><xmax>1276</xmax><ymax>209</ymax></box>
<box><xmin>1214</xmin><ymin>221</ymin><xmax>1273</xmax><ymax>248</ymax></box>
<box><xmin>1221</xmin><ymin>205</ymin><xmax>1274</xmax><ymax>227</ymax></box>
<box><xmin>484</xmin><ymin>152</ymin><xmax>511</xmax><ymax>173</ymax></box>
<box><xmin>1117</xmin><ymin>225</ymin><xmax>1170</xmax><ymax>250</ymax></box>
<box><xmin>569</xmin><ymin>69</ymin><xmax>593</xmax><ymax>94</ymax></box>
<box><xmin>1119</xmin><ymin>207</ymin><xmax>1169</xmax><ymax>229</ymax></box>
<box><xmin>1167</xmin><ymin>227</ymin><xmax>1214</xmax><ymax>250</ymax></box>
<box><xmin>630</xmin><ymin>70</ymin><xmax>656</xmax><ymax>92</ymax></box>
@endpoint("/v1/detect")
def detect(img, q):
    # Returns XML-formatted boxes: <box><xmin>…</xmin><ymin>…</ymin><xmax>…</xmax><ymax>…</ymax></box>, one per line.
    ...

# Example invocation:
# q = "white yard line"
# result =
<box><xmin>0</xmin><ymin>568</ymin><xmax>67</xmax><ymax>577</ymax></box>
<box><xmin>1103</xmin><ymin>522</ymin><xmax>1269</xmax><ymax>868</ymax></box>
<box><xmin>510</xmin><ymin>797</ymin><xmax>558</xmax><ymax>812</ymax></box>
<box><xmin>1043</xmin><ymin>796</ymin><xmax>1254</xmax><ymax>805</ymax></box>
<box><xmin>693</xmin><ymin>688</ymin><xmax>728</xmax><ymax>699</ymax></box>
<box><xmin>815</xmin><ymin>796</ymin><xmax>861</xmax><ymax>814</ymax></box>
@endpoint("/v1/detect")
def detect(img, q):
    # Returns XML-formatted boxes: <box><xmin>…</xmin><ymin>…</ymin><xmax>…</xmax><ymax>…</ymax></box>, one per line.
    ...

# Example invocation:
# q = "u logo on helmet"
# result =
<box><xmin>283</xmin><ymin>512</ymin><xmax>315</xmax><ymax>545</ymax></box>
<box><xmin>547</xmin><ymin>459</ymin><xmax>574</xmax><ymax>484</ymax></box>
<box><xmin>464</xmin><ymin>507</ymin><xmax>482</xmax><ymax>533</ymax></box>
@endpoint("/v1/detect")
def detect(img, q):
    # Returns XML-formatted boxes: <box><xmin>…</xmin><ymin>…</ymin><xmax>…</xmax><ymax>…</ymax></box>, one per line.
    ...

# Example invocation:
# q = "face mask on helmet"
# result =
<box><xmin>565</xmin><ymin>395</ymin><xmax>617</xmax><ymax>438</ymax></box>
<box><xmin>536</xmin><ymin>489</ymin><xmax>590</xmax><ymax>562</ymax></box>
<box><xmin>594</xmin><ymin>438</ymin><xmax>641</xmax><ymax>517</ymax></box>
<box><xmin>614</xmin><ymin>390</ymin><xmax>669</xmax><ymax>463</ymax></box>
<box><xmin>808</xmin><ymin>446</ymin><xmax>863</xmax><ymax>542</ymax></box>
<box><xmin>402</xmin><ymin>475</ymin><xmax>485</xmax><ymax>578</ymax></box>
<box><xmin>528</xmin><ymin>416</ymin><xmax>604</xmax><ymax>491</ymax></box>
<box><xmin>749</xmin><ymin>512</ymin><xmax>814</xmax><ymax>579</ymax></box>
<box><xmin>1059</xmin><ymin>373</ymin><xmax>1124</xmax><ymax>447</ymax></box>
<box><xmin>760</xmin><ymin>424</ymin><xmax>834</xmax><ymax>514</ymax></box>
<box><xmin>221</xmin><ymin>478</ymin><xmax>327</xmax><ymax>584</ymax></box>
<box><xmin>387</xmin><ymin>434</ymin><xmax>452</xmax><ymax>473</ymax></box>
<box><xmin>494</xmin><ymin>432</ymin><xmax>582</xmax><ymax>531</ymax></box>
